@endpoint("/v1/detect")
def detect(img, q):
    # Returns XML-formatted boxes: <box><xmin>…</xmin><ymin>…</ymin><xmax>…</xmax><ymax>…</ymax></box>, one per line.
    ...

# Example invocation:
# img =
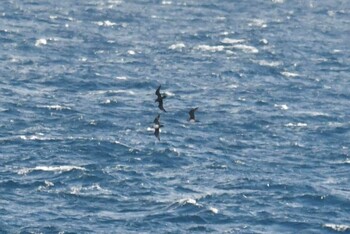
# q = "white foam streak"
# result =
<box><xmin>209</xmin><ymin>207</ymin><xmax>219</xmax><ymax>214</ymax></box>
<box><xmin>256</xmin><ymin>60</ymin><xmax>282</xmax><ymax>67</ymax></box>
<box><xmin>18</xmin><ymin>165</ymin><xmax>86</xmax><ymax>175</ymax></box>
<box><xmin>115</xmin><ymin>76</ymin><xmax>128</xmax><ymax>80</ymax></box>
<box><xmin>221</xmin><ymin>38</ymin><xmax>246</xmax><ymax>44</ymax></box>
<box><xmin>195</xmin><ymin>45</ymin><xmax>225</xmax><ymax>52</ymax></box>
<box><xmin>274</xmin><ymin>104</ymin><xmax>289</xmax><ymax>110</ymax></box>
<box><xmin>323</xmin><ymin>224</ymin><xmax>350</xmax><ymax>232</ymax></box>
<box><xmin>248</xmin><ymin>19</ymin><xmax>267</xmax><ymax>28</ymax></box>
<box><xmin>232</xmin><ymin>44</ymin><xmax>259</xmax><ymax>54</ymax></box>
<box><xmin>95</xmin><ymin>20</ymin><xmax>117</xmax><ymax>27</ymax></box>
<box><xmin>38</xmin><ymin>105</ymin><xmax>72</xmax><ymax>111</ymax></box>
<box><xmin>285</xmin><ymin>123</ymin><xmax>308</xmax><ymax>127</ymax></box>
<box><xmin>94</xmin><ymin>90</ymin><xmax>135</xmax><ymax>95</ymax></box>
<box><xmin>179</xmin><ymin>198</ymin><xmax>198</xmax><ymax>206</ymax></box>
<box><xmin>281</xmin><ymin>71</ymin><xmax>299</xmax><ymax>78</ymax></box>
<box><xmin>169</xmin><ymin>43</ymin><xmax>186</xmax><ymax>50</ymax></box>
<box><xmin>35</xmin><ymin>38</ymin><xmax>47</xmax><ymax>47</ymax></box>
<box><xmin>69</xmin><ymin>183</ymin><xmax>111</xmax><ymax>195</ymax></box>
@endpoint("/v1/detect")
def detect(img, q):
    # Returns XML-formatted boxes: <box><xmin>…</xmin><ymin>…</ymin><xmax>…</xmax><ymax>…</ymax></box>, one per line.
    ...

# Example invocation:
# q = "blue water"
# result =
<box><xmin>1</xmin><ymin>0</ymin><xmax>350</xmax><ymax>233</ymax></box>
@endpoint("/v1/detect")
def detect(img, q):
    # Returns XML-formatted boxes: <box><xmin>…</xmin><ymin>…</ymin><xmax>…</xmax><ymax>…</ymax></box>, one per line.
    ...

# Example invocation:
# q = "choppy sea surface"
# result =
<box><xmin>1</xmin><ymin>0</ymin><xmax>350</xmax><ymax>233</ymax></box>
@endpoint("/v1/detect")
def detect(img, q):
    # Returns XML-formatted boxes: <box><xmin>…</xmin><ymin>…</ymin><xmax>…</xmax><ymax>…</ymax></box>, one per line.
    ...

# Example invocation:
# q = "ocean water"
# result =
<box><xmin>1</xmin><ymin>0</ymin><xmax>350</xmax><ymax>233</ymax></box>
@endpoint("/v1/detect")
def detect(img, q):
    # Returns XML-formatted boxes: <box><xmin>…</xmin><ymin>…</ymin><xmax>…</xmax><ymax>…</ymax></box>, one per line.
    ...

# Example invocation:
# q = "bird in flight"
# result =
<box><xmin>155</xmin><ymin>85</ymin><xmax>167</xmax><ymax>112</ymax></box>
<box><xmin>188</xmin><ymin>107</ymin><xmax>198</xmax><ymax>122</ymax></box>
<box><xmin>153</xmin><ymin>114</ymin><xmax>164</xmax><ymax>140</ymax></box>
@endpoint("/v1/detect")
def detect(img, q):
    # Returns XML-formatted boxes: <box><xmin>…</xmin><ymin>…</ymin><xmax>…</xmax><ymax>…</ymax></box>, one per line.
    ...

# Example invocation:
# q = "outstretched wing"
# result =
<box><xmin>154</xmin><ymin>128</ymin><xmax>160</xmax><ymax>140</ymax></box>
<box><xmin>158</xmin><ymin>99</ymin><xmax>167</xmax><ymax>112</ymax></box>
<box><xmin>189</xmin><ymin>107</ymin><xmax>198</xmax><ymax>120</ymax></box>
<box><xmin>155</xmin><ymin>85</ymin><xmax>161</xmax><ymax>97</ymax></box>
<box><xmin>153</xmin><ymin>114</ymin><xmax>160</xmax><ymax>124</ymax></box>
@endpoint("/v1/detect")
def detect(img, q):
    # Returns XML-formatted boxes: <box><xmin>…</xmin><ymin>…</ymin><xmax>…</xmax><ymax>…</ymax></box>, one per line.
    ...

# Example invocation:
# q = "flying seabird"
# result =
<box><xmin>158</xmin><ymin>98</ymin><xmax>166</xmax><ymax>112</ymax></box>
<box><xmin>153</xmin><ymin>114</ymin><xmax>164</xmax><ymax>140</ymax></box>
<box><xmin>155</xmin><ymin>85</ymin><xmax>167</xmax><ymax>112</ymax></box>
<box><xmin>188</xmin><ymin>107</ymin><xmax>198</xmax><ymax>122</ymax></box>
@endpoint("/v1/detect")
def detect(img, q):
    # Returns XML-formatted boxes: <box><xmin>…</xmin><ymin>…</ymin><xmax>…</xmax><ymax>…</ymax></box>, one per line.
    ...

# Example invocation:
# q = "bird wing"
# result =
<box><xmin>153</xmin><ymin>114</ymin><xmax>160</xmax><ymax>124</ymax></box>
<box><xmin>155</xmin><ymin>85</ymin><xmax>161</xmax><ymax>96</ymax></box>
<box><xmin>189</xmin><ymin>107</ymin><xmax>198</xmax><ymax>119</ymax></box>
<box><xmin>158</xmin><ymin>100</ymin><xmax>166</xmax><ymax>112</ymax></box>
<box><xmin>154</xmin><ymin>128</ymin><xmax>160</xmax><ymax>140</ymax></box>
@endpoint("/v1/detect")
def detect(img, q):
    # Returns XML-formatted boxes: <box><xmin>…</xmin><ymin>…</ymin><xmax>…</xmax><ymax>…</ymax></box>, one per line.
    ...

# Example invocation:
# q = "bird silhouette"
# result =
<box><xmin>153</xmin><ymin>114</ymin><xmax>164</xmax><ymax>140</ymax></box>
<box><xmin>155</xmin><ymin>85</ymin><xmax>167</xmax><ymax>112</ymax></box>
<box><xmin>188</xmin><ymin>107</ymin><xmax>198</xmax><ymax>122</ymax></box>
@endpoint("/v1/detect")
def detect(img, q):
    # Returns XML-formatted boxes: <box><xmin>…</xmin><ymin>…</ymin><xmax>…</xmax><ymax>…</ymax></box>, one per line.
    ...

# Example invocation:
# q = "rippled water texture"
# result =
<box><xmin>1</xmin><ymin>0</ymin><xmax>350</xmax><ymax>233</ymax></box>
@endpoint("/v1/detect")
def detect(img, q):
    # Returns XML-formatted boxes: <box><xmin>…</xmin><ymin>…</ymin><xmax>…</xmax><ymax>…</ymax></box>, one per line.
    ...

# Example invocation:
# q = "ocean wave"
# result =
<box><xmin>221</xmin><ymin>38</ymin><xmax>246</xmax><ymax>44</ymax></box>
<box><xmin>94</xmin><ymin>20</ymin><xmax>117</xmax><ymax>27</ymax></box>
<box><xmin>274</xmin><ymin>104</ymin><xmax>289</xmax><ymax>110</ymax></box>
<box><xmin>68</xmin><ymin>183</ymin><xmax>111</xmax><ymax>196</ymax></box>
<box><xmin>285</xmin><ymin>123</ymin><xmax>308</xmax><ymax>127</ymax></box>
<box><xmin>37</xmin><ymin>105</ymin><xmax>72</xmax><ymax>111</ymax></box>
<box><xmin>323</xmin><ymin>224</ymin><xmax>350</xmax><ymax>232</ymax></box>
<box><xmin>169</xmin><ymin>43</ymin><xmax>186</xmax><ymax>50</ymax></box>
<box><xmin>281</xmin><ymin>71</ymin><xmax>299</xmax><ymax>78</ymax></box>
<box><xmin>255</xmin><ymin>59</ymin><xmax>282</xmax><ymax>67</ymax></box>
<box><xmin>18</xmin><ymin>165</ymin><xmax>87</xmax><ymax>175</ymax></box>
<box><xmin>232</xmin><ymin>44</ymin><xmax>259</xmax><ymax>54</ymax></box>
<box><xmin>194</xmin><ymin>45</ymin><xmax>225</xmax><ymax>52</ymax></box>
<box><xmin>92</xmin><ymin>90</ymin><xmax>136</xmax><ymax>95</ymax></box>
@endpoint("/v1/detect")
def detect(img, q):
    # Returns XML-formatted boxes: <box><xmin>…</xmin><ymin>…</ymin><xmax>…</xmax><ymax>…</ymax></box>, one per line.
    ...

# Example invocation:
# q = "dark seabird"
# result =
<box><xmin>188</xmin><ymin>107</ymin><xmax>198</xmax><ymax>122</ymax></box>
<box><xmin>155</xmin><ymin>85</ymin><xmax>167</xmax><ymax>112</ymax></box>
<box><xmin>158</xmin><ymin>98</ymin><xmax>166</xmax><ymax>112</ymax></box>
<box><xmin>153</xmin><ymin>114</ymin><xmax>164</xmax><ymax>140</ymax></box>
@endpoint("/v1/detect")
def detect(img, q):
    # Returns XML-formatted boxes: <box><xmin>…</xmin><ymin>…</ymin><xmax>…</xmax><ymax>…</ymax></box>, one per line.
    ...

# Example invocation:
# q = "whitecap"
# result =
<box><xmin>114</xmin><ymin>140</ymin><xmax>131</xmax><ymax>149</ymax></box>
<box><xmin>232</xmin><ymin>44</ymin><xmax>259</xmax><ymax>54</ymax></box>
<box><xmin>94</xmin><ymin>90</ymin><xmax>135</xmax><ymax>95</ymax></box>
<box><xmin>260</xmin><ymin>38</ymin><xmax>269</xmax><ymax>45</ymax></box>
<box><xmin>179</xmin><ymin>198</ymin><xmax>197</xmax><ymax>206</ymax></box>
<box><xmin>285</xmin><ymin>123</ymin><xmax>307</xmax><ymax>127</ymax></box>
<box><xmin>115</xmin><ymin>76</ymin><xmax>128</xmax><ymax>80</ymax></box>
<box><xmin>256</xmin><ymin>60</ymin><xmax>282</xmax><ymax>67</ymax></box>
<box><xmin>327</xmin><ymin>11</ymin><xmax>336</xmax><ymax>17</ymax></box>
<box><xmin>69</xmin><ymin>183</ymin><xmax>111</xmax><ymax>196</ymax></box>
<box><xmin>127</xmin><ymin>50</ymin><xmax>136</xmax><ymax>55</ymax></box>
<box><xmin>209</xmin><ymin>207</ymin><xmax>219</xmax><ymax>214</ymax></box>
<box><xmin>38</xmin><ymin>105</ymin><xmax>72</xmax><ymax>111</ymax></box>
<box><xmin>18</xmin><ymin>165</ymin><xmax>86</xmax><ymax>175</ymax></box>
<box><xmin>332</xmin><ymin>49</ymin><xmax>342</xmax><ymax>54</ymax></box>
<box><xmin>35</xmin><ymin>38</ymin><xmax>47</xmax><ymax>47</ymax></box>
<box><xmin>95</xmin><ymin>20</ymin><xmax>117</xmax><ymax>27</ymax></box>
<box><xmin>227</xmin><ymin>84</ymin><xmax>238</xmax><ymax>89</ymax></box>
<box><xmin>164</xmin><ymin>91</ymin><xmax>175</xmax><ymax>97</ymax></box>
<box><xmin>274</xmin><ymin>104</ymin><xmax>289</xmax><ymax>110</ymax></box>
<box><xmin>37</xmin><ymin>180</ymin><xmax>55</xmax><ymax>191</ymax></box>
<box><xmin>281</xmin><ymin>71</ymin><xmax>299</xmax><ymax>78</ymax></box>
<box><xmin>248</xmin><ymin>19</ymin><xmax>267</xmax><ymax>28</ymax></box>
<box><xmin>221</xmin><ymin>38</ymin><xmax>245</xmax><ymax>44</ymax></box>
<box><xmin>272</xmin><ymin>0</ymin><xmax>284</xmax><ymax>3</ymax></box>
<box><xmin>169</xmin><ymin>43</ymin><xmax>186</xmax><ymax>50</ymax></box>
<box><xmin>299</xmin><ymin>111</ymin><xmax>329</xmax><ymax>117</ymax></box>
<box><xmin>161</xmin><ymin>0</ymin><xmax>172</xmax><ymax>5</ymax></box>
<box><xmin>44</xmin><ymin>180</ymin><xmax>54</xmax><ymax>187</ymax></box>
<box><xmin>195</xmin><ymin>45</ymin><xmax>225</xmax><ymax>52</ymax></box>
<box><xmin>323</xmin><ymin>224</ymin><xmax>350</xmax><ymax>232</ymax></box>
<box><xmin>20</xmin><ymin>135</ymin><xmax>42</xmax><ymax>141</ymax></box>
